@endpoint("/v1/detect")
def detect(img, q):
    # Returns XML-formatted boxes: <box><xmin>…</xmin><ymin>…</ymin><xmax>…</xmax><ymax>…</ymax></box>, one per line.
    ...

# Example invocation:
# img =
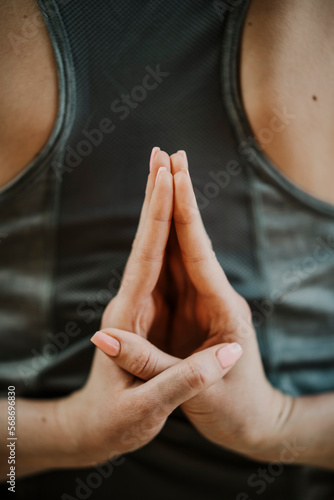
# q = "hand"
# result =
<box><xmin>59</xmin><ymin>327</ymin><xmax>238</xmax><ymax>466</ymax></box>
<box><xmin>101</xmin><ymin>147</ymin><xmax>171</xmax><ymax>338</ymax></box>
<box><xmin>149</xmin><ymin>150</ymin><xmax>242</xmax><ymax>359</ymax></box>
<box><xmin>58</xmin><ymin>148</ymin><xmax>175</xmax><ymax>465</ymax></box>
<box><xmin>147</xmin><ymin>150</ymin><xmax>209</xmax><ymax>358</ymax></box>
<box><xmin>57</xmin><ymin>149</ymin><xmax>240</xmax><ymax>467</ymax></box>
<box><xmin>170</xmin><ymin>151</ymin><xmax>293</xmax><ymax>460</ymax></box>
<box><xmin>105</xmin><ymin>151</ymin><xmax>293</xmax><ymax>462</ymax></box>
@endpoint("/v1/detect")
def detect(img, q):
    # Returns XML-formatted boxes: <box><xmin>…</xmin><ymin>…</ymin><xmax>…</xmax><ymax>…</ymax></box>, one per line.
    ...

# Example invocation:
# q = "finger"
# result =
<box><xmin>120</xmin><ymin>153</ymin><xmax>173</xmax><ymax>300</ymax></box>
<box><xmin>135</xmin><ymin>149</ymin><xmax>171</xmax><ymax>240</ymax></box>
<box><xmin>91</xmin><ymin>328</ymin><xmax>178</xmax><ymax>380</ymax></box>
<box><xmin>166</xmin><ymin>222</ymin><xmax>189</xmax><ymax>296</ymax></box>
<box><xmin>171</xmin><ymin>152</ymin><xmax>232</xmax><ymax>299</ymax></box>
<box><xmin>166</xmin><ymin>152</ymin><xmax>192</xmax><ymax>296</ymax></box>
<box><xmin>170</xmin><ymin>150</ymin><xmax>188</xmax><ymax>176</ymax></box>
<box><xmin>137</xmin><ymin>341</ymin><xmax>243</xmax><ymax>419</ymax></box>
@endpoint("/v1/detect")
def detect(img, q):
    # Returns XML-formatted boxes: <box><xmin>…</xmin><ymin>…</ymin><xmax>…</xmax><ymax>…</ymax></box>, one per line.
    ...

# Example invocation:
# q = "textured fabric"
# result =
<box><xmin>0</xmin><ymin>0</ymin><xmax>334</xmax><ymax>498</ymax></box>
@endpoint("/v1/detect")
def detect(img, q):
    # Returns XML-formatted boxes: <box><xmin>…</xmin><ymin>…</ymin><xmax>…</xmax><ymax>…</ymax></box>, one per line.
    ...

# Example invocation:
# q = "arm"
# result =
<box><xmin>258</xmin><ymin>392</ymin><xmax>334</xmax><ymax>469</ymax></box>
<box><xmin>1</xmin><ymin>148</ymin><xmax>242</xmax><ymax>480</ymax></box>
<box><xmin>0</xmin><ymin>333</ymin><xmax>240</xmax><ymax>480</ymax></box>
<box><xmin>0</xmin><ymin>396</ymin><xmax>84</xmax><ymax>480</ymax></box>
<box><xmin>1</xmin><ymin>149</ymin><xmax>173</xmax><ymax>480</ymax></box>
<box><xmin>0</xmin><ymin>149</ymin><xmax>173</xmax><ymax>480</ymax></box>
<box><xmin>156</xmin><ymin>150</ymin><xmax>334</xmax><ymax>471</ymax></box>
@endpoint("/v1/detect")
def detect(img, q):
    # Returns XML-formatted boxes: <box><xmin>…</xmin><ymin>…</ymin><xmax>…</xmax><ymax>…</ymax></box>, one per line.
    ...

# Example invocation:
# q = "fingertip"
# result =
<box><xmin>177</xmin><ymin>150</ymin><xmax>188</xmax><ymax>169</ymax></box>
<box><xmin>152</xmin><ymin>150</ymin><xmax>171</xmax><ymax>173</ymax></box>
<box><xmin>173</xmin><ymin>169</ymin><xmax>192</xmax><ymax>196</ymax></box>
<box><xmin>91</xmin><ymin>331</ymin><xmax>120</xmax><ymax>357</ymax></box>
<box><xmin>146</xmin><ymin>150</ymin><xmax>171</xmax><ymax>197</ymax></box>
<box><xmin>216</xmin><ymin>343</ymin><xmax>243</xmax><ymax>370</ymax></box>
<box><xmin>155</xmin><ymin>167</ymin><xmax>173</xmax><ymax>192</ymax></box>
<box><xmin>170</xmin><ymin>150</ymin><xmax>188</xmax><ymax>175</ymax></box>
<box><xmin>155</xmin><ymin>166</ymin><xmax>167</xmax><ymax>185</ymax></box>
<box><xmin>149</xmin><ymin>147</ymin><xmax>160</xmax><ymax>171</ymax></box>
<box><xmin>174</xmin><ymin>169</ymin><xmax>190</xmax><ymax>182</ymax></box>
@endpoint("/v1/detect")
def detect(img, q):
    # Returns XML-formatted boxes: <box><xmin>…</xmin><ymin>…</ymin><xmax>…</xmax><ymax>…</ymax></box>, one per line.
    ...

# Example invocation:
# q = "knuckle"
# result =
<box><xmin>184</xmin><ymin>361</ymin><xmax>207</xmax><ymax>392</ymax></box>
<box><xmin>132</xmin><ymin>245</ymin><xmax>164</xmax><ymax>264</ymax></box>
<box><xmin>127</xmin><ymin>349</ymin><xmax>156</xmax><ymax>379</ymax></box>
<box><xmin>141</xmin><ymin>249</ymin><xmax>164</xmax><ymax>263</ymax></box>
<box><xmin>180</xmin><ymin>248</ymin><xmax>214</xmax><ymax>264</ymax></box>
<box><xmin>151</xmin><ymin>214</ymin><xmax>172</xmax><ymax>224</ymax></box>
<box><xmin>174</xmin><ymin>198</ymin><xmax>200</xmax><ymax>225</ymax></box>
<box><xmin>181</xmin><ymin>251</ymin><xmax>207</xmax><ymax>264</ymax></box>
<box><xmin>174</xmin><ymin>208</ymin><xmax>196</xmax><ymax>226</ymax></box>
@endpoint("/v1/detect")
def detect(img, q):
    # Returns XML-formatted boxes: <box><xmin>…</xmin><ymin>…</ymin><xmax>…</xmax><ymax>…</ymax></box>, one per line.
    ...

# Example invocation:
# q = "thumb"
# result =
<box><xmin>136</xmin><ymin>342</ymin><xmax>243</xmax><ymax>419</ymax></box>
<box><xmin>91</xmin><ymin>328</ymin><xmax>179</xmax><ymax>380</ymax></box>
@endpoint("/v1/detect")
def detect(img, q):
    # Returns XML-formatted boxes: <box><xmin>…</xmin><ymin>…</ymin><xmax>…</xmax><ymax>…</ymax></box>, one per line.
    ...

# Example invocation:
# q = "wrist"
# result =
<box><xmin>56</xmin><ymin>389</ymin><xmax>105</xmax><ymax>469</ymax></box>
<box><xmin>257</xmin><ymin>393</ymin><xmax>334</xmax><ymax>469</ymax></box>
<box><xmin>49</xmin><ymin>393</ymin><xmax>88</xmax><ymax>469</ymax></box>
<box><xmin>247</xmin><ymin>389</ymin><xmax>296</xmax><ymax>463</ymax></box>
<box><xmin>12</xmin><ymin>397</ymin><xmax>91</xmax><ymax>477</ymax></box>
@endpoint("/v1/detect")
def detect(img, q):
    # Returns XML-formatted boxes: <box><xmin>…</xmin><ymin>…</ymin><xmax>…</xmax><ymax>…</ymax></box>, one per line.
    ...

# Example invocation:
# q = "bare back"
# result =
<box><xmin>1</xmin><ymin>0</ymin><xmax>334</xmax><ymax>204</ymax></box>
<box><xmin>240</xmin><ymin>0</ymin><xmax>334</xmax><ymax>204</ymax></box>
<box><xmin>0</xmin><ymin>0</ymin><xmax>58</xmax><ymax>188</ymax></box>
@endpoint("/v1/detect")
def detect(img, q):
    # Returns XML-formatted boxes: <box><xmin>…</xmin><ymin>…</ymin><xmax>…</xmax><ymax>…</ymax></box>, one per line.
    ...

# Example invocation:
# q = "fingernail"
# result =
<box><xmin>91</xmin><ymin>331</ymin><xmax>120</xmax><ymax>356</ymax></box>
<box><xmin>149</xmin><ymin>147</ymin><xmax>160</xmax><ymax>171</ymax></box>
<box><xmin>216</xmin><ymin>343</ymin><xmax>242</xmax><ymax>369</ymax></box>
<box><xmin>155</xmin><ymin>166</ymin><xmax>167</xmax><ymax>185</ymax></box>
<box><xmin>177</xmin><ymin>150</ymin><xmax>188</xmax><ymax>169</ymax></box>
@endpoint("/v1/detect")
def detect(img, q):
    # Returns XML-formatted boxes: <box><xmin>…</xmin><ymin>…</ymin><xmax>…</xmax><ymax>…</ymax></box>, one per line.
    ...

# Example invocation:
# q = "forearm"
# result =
<box><xmin>260</xmin><ymin>392</ymin><xmax>334</xmax><ymax>470</ymax></box>
<box><xmin>0</xmin><ymin>396</ymin><xmax>81</xmax><ymax>480</ymax></box>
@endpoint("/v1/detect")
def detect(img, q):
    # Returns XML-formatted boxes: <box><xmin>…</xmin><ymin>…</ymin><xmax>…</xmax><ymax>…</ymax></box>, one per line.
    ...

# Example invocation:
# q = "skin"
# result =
<box><xmin>0</xmin><ymin>151</ymin><xmax>242</xmax><ymax>478</ymax></box>
<box><xmin>1</xmin><ymin>150</ymin><xmax>334</xmax><ymax>479</ymax></box>
<box><xmin>240</xmin><ymin>0</ymin><xmax>334</xmax><ymax>204</ymax></box>
<box><xmin>0</xmin><ymin>0</ymin><xmax>58</xmax><ymax>188</ymax></box>
<box><xmin>99</xmin><ymin>151</ymin><xmax>334</xmax><ymax>469</ymax></box>
<box><xmin>1</xmin><ymin>0</ymin><xmax>334</xmax><ymax>479</ymax></box>
<box><xmin>1</xmin><ymin>0</ymin><xmax>334</xmax><ymax>201</ymax></box>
